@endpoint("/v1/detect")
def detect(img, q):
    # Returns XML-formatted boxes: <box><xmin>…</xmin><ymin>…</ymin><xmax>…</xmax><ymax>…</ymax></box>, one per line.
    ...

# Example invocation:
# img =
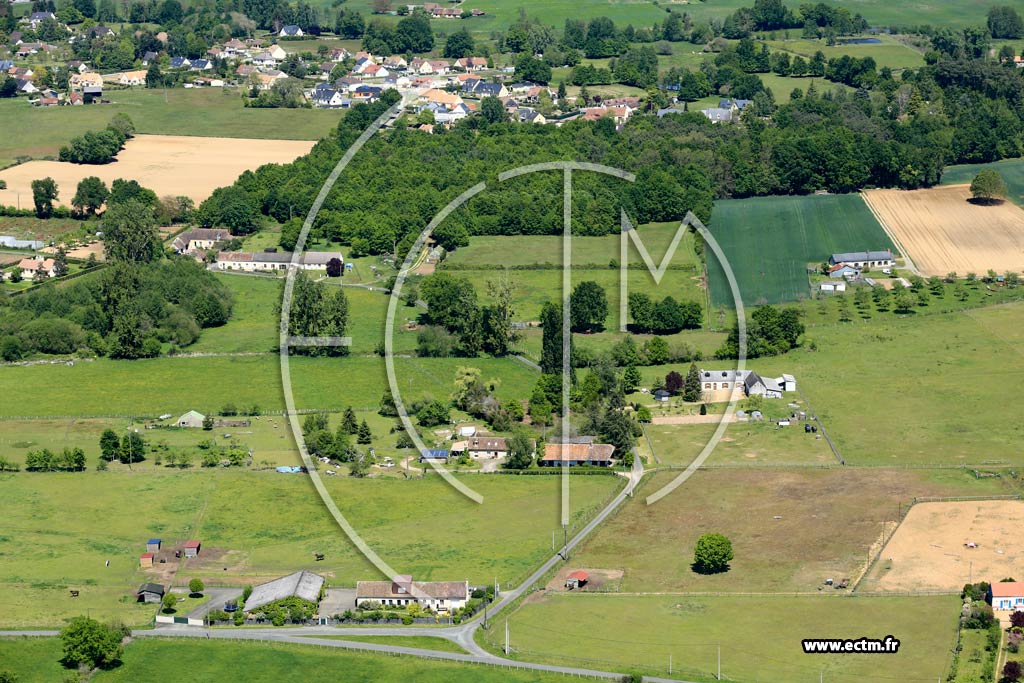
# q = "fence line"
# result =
<box><xmin>795</xmin><ymin>384</ymin><xmax>844</xmax><ymax>465</ymax></box>
<box><xmin>851</xmin><ymin>493</ymin><xmax>1022</xmax><ymax>593</ymax></box>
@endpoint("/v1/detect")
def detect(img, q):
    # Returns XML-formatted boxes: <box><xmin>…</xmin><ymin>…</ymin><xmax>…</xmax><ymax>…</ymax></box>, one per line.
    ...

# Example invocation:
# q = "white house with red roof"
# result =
<box><xmin>991</xmin><ymin>581</ymin><xmax>1024</xmax><ymax>611</ymax></box>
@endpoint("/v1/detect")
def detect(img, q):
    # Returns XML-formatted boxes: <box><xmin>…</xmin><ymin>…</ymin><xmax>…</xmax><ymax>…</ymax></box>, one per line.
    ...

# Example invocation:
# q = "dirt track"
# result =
<box><xmin>864</xmin><ymin>185</ymin><xmax>1024</xmax><ymax>276</ymax></box>
<box><xmin>865</xmin><ymin>500</ymin><xmax>1024</xmax><ymax>592</ymax></box>
<box><xmin>0</xmin><ymin>134</ymin><xmax>314</xmax><ymax>206</ymax></box>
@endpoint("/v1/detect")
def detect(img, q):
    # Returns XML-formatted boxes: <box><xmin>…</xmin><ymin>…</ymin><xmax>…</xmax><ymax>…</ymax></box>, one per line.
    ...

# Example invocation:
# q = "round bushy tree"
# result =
<box><xmin>693</xmin><ymin>533</ymin><xmax>734</xmax><ymax>574</ymax></box>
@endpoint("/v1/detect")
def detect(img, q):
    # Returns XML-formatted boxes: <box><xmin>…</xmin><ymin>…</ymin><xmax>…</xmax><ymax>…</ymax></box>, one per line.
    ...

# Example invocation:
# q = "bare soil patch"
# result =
<box><xmin>864</xmin><ymin>185</ymin><xmax>1024</xmax><ymax>276</ymax></box>
<box><xmin>545</xmin><ymin>567</ymin><xmax>624</xmax><ymax>592</ymax></box>
<box><xmin>0</xmin><ymin>134</ymin><xmax>314</xmax><ymax>206</ymax></box>
<box><xmin>863</xmin><ymin>500</ymin><xmax>1024</xmax><ymax>592</ymax></box>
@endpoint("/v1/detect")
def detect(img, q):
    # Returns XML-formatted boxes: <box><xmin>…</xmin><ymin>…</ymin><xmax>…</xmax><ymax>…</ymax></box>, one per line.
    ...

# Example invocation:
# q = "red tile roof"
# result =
<box><xmin>992</xmin><ymin>581</ymin><xmax>1023</xmax><ymax>598</ymax></box>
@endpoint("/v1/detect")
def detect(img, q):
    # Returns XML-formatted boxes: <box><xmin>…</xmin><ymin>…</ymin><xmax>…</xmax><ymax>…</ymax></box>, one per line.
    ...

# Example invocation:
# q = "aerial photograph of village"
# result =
<box><xmin>3</xmin><ymin>0</ymin><xmax>1024</xmax><ymax>681</ymax></box>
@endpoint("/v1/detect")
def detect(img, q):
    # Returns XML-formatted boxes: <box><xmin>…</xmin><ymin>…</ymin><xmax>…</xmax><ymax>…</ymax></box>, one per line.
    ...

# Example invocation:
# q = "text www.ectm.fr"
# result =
<box><xmin>802</xmin><ymin>636</ymin><xmax>901</xmax><ymax>654</ymax></box>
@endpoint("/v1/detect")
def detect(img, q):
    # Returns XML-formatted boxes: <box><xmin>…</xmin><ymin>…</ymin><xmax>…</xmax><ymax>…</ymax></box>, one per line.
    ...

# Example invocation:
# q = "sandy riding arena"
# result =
<box><xmin>864</xmin><ymin>185</ymin><xmax>1024</xmax><ymax>276</ymax></box>
<box><xmin>865</xmin><ymin>500</ymin><xmax>1024</xmax><ymax>592</ymax></box>
<box><xmin>0</xmin><ymin>134</ymin><xmax>314</xmax><ymax>206</ymax></box>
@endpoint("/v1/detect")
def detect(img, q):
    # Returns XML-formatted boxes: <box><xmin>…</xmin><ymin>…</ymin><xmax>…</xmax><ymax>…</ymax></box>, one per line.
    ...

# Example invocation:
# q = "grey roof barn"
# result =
<box><xmin>243</xmin><ymin>570</ymin><xmax>324</xmax><ymax>611</ymax></box>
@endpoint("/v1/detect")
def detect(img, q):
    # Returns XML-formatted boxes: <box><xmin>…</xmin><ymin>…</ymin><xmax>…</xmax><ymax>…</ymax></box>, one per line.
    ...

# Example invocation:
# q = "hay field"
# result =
<box><xmin>0</xmin><ymin>134</ymin><xmax>314</xmax><ymax>205</ymax></box>
<box><xmin>862</xmin><ymin>500</ymin><xmax>1024</xmax><ymax>592</ymax></box>
<box><xmin>864</xmin><ymin>185</ymin><xmax>1024</xmax><ymax>276</ymax></box>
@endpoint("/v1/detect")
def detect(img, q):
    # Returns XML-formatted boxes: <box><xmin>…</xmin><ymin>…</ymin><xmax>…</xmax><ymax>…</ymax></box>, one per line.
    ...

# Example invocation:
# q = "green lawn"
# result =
<box><xmin>0</xmin><ymin>88</ymin><xmax>340</xmax><ymax>168</ymax></box>
<box><xmin>88</xmin><ymin>638</ymin><xmax>578</xmax><ymax>683</ymax></box>
<box><xmin>942</xmin><ymin>157</ymin><xmax>1024</xmax><ymax>208</ymax></box>
<box><xmin>766</xmin><ymin>301</ymin><xmax>1024</xmax><ymax>466</ymax></box>
<box><xmin>705</xmin><ymin>193</ymin><xmax>895</xmax><ymax>307</ymax></box>
<box><xmin>483</xmin><ymin>593</ymin><xmax>959</xmax><ymax>682</ymax></box>
<box><xmin>569</xmin><ymin>468</ymin><xmax>1010</xmax><ymax>594</ymax></box>
<box><xmin>767</xmin><ymin>35</ymin><xmax>926</xmax><ymax>70</ymax></box>
<box><xmin>0</xmin><ymin>637</ymin><xmax>69</xmax><ymax>683</ymax></box>
<box><xmin>0</xmin><ymin>469</ymin><xmax>619</xmax><ymax>627</ymax></box>
<box><xmin>187</xmin><ymin>274</ymin><xmax>282</xmax><ymax>354</ymax></box>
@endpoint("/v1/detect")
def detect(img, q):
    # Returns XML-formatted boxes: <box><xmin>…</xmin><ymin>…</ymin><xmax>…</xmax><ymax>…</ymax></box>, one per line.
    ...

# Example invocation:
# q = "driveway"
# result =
<box><xmin>186</xmin><ymin>588</ymin><xmax>243</xmax><ymax>619</ymax></box>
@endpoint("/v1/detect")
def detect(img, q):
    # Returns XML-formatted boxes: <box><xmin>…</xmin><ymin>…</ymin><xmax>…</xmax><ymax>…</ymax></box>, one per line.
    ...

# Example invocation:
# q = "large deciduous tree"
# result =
<box><xmin>693</xmin><ymin>532</ymin><xmax>734</xmax><ymax>574</ymax></box>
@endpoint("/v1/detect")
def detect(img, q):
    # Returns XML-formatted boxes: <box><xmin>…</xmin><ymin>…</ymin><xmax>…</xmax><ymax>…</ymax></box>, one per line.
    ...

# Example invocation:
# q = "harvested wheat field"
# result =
<box><xmin>864</xmin><ymin>185</ymin><xmax>1024</xmax><ymax>276</ymax></box>
<box><xmin>862</xmin><ymin>500</ymin><xmax>1024</xmax><ymax>592</ymax></box>
<box><xmin>0</xmin><ymin>134</ymin><xmax>314</xmax><ymax>206</ymax></box>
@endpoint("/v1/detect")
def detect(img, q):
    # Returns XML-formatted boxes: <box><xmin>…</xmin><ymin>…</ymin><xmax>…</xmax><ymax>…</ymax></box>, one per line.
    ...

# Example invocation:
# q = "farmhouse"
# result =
<box><xmin>698</xmin><ymin>370</ymin><xmax>796</xmax><ymax>398</ymax></box>
<box><xmin>279</xmin><ymin>25</ymin><xmax>303</xmax><ymax>37</ymax></box>
<box><xmin>183</xmin><ymin>540</ymin><xmax>201</xmax><ymax>558</ymax></box>
<box><xmin>828</xmin><ymin>250</ymin><xmax>894</xmax><ymax>269</ymax></box>
<box><xmin>16</xmin><ymin>257</ymin><xmax>56</xmax><ymax>279</ymax></box>
<box><xmin>215</xmin><ymin>251</ymin><xmax>344</xmax><ymax>272</ymax></box>
<box><xmin>355</xmin><ymin>575</ymin><xmax>469</xmax><ymax>612</ymax></box>
<box><xmin>137</xmin><ymin>583</ymin><xmax>165</xmax><ymax>603</ymax></box>
<box><xmin>243</xmin><ymin>570</ymin><xmax>324</xmax><ymax>612</ymax></box>
<box><xmin>172</xmin><ymin>228</ymin><xmax>232</xmax><ymax>253</ymax></box>
<box><xmin>540</xmin><ymin>443</ymin><xmax>615</xmax><ymax>467</ymax></box>
<box><xmin>177</xmin><ymin>410</ymin><xmax>206</xmax><ymax>428</ymax></box>
<box><xmin>990</xmin><ymin>581</ymin><xmax>1024</xmax><ymax>611</ymax></box>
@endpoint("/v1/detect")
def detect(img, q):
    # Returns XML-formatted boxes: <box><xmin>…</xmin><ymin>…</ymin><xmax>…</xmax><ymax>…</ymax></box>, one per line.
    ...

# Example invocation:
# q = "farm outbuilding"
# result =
<box><xmin>183</xmin><ymin>540</ymin><xmax>201</xmax><ymax>558</ymax></box>
<box><xmin>139</xmin><ymin>553</ymin><xmax>154</xmax><ymax>568</ymax></box>
<box><xmin>146</xmin><ymin>539</ymin><xmax>161</xmax><ymax>552</ymax></box>
<box><xmin>565</xmin><ymin>570</ymin><xmax>589</xmax><ymax>589</ymax></box>
<box><xmin>177</xmin><ymin>410</ymin><xmax>206</xmax><ymax>428</ymax></box>
<box><xmin>137</xmin><ymin>583</ymin><xmax>165</xmax><ymax>603</ymax></box>
<box><xmin>243</xmin><ymin>570</ymin><xmax>325</xmax><ymax>612</ymax></box>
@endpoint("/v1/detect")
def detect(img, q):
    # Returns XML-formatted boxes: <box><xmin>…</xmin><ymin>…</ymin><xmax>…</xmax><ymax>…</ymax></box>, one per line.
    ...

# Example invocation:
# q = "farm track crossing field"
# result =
<box><xmin>0</xmin><ymin>88</ymin><xmax>339</xmax><ymax>168</ymax></box>
<box><xmin>0</xmin><ymin>470</ymin><xmax>619</xmax><ymax>627</ymax></box>
<box><xmin>862</xmin><ymin>500</ymin><xmax>1024</xmax><ymax>593</ymax></box>
<box><xmin>863</xmin><ymin>185</ymin><xmax>1024</xmax><ymax>277</ymax></box>
<box><xmin>706</xmin><ymin>193</ymin><xmax>895</xmax><ymax>307</ymax></box>
<box><xmin>484</xmin><ymin>593</ymin><xmax>958</xmax><ymax>683</ymax></box>
<box><xmin>569</xmin><ymin>468</ymin><xmax>1010</xmax><ymax>594</ymax></box>
<box><xmin>0</xmin><ymin>135</ymin><xmax>315</xmax><ymax>206</ymax></box>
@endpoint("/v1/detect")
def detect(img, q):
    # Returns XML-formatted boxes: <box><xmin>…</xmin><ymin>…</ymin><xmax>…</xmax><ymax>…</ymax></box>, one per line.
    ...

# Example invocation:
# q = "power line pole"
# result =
<box><xmin>718</xmin><ymin>644</ymin><xmax>721</xmax><ymax>680</ymax></box>
<box><xmin>669</xmin><ymin>653</ymin><xmax>672</xmax><ymax>675</ymax></box>
<box><xmin>504</xmin><ymin>619</ymin><xmax>509</xmax><ymax>655</ymax></box>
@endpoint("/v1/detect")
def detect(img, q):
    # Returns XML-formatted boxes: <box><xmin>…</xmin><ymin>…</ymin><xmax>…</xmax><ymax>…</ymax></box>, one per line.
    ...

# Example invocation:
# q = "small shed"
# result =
<box><xmin>139</xmin><ymin>553</ymin><xmax>154</xmax><ymax>568</ymax></box>
<box><xmin>565</xmin><ymin>570</ymin><xmax>589</xmax><ymax>590</ymax></box>
<box><xmin>419</xmin><ymin>449</ymin><xmax>450</xmax><ymax>463</ymax></box>
<box><xmin>177</xmin><ymin>410</ymin><xmax>206</xmax><ymax>428</ymax></box>
<box><xmin>653</xmin><ymin>390</ymin><xmax>670</xmax><ymax>402</ymax></box>
<box><xmin>183</xmin><ymin>540</ymin><xmax>201</xmax><ymax>558</ymax></box>
<box><xmin>137</xmin><ymin>582</ymin><xmax>165</xmax><ymax>603</ymax></box>
<box><xmin>458</xmin><ymin>425</ymin><xmax>477</xmax><ymax>438</ymax></box>
<box><xmin>146</xmin><ymin>538</ymin><xmax>161</xmax><ymax>553</ymax></box>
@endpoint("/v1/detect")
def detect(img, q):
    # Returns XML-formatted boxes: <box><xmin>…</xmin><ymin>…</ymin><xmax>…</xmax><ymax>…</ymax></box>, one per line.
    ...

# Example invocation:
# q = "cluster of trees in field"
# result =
<box><xmin>0</xmin><ymin>258</ymin><xmax>232</xmax><ymax>360</ymax></box>
<box><xmin>287</xmin><ymin>271</ymin><xmax>349</xmax><ymax>356</ymax></box>
<box><xmin>301</xmin><ymin>408</ymin><xmax>373</xmax><ymax>475</ymax></box>
<box><xmin>24</xmin><ymin>447</ymin><xmax>87</xmax><ymax>471</ymax></box>
<box><xmin>416</xmin><ymin>272</ymin><xmax>519</xmax><ymax>358</ymax></box>
<box><xmin>716</xmin><ymin>305</ymin><xmax>804</xmax><ymax>359</ymax></box>
<box><xmin>627</xmin><ymin>293</ymin><xmax>702</xmax><ymax>333</ymax></box>
<box><xmin>58</xmin><ymin>114</ymin><xmax>135</xmax><ymax>165</ymax></box>
<box><xmin>722</xmin><ymin>0</ymin><xmax>867</xmax><ymax>39</ymax></box>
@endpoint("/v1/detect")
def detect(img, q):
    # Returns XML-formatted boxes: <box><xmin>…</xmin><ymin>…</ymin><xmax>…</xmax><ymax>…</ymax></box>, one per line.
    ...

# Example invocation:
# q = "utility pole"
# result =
<box><xmin>669</xmin><ymin>654</ymin><xmax>672</xmax><ymax>675</ymax></box>
<box><xmin>718</xmin><ymin>644</ymin><xmax>721</xmax><ymax>680</ymax></box>
<box><xmin>504</xmin><ymin>619</ymin><xmax>509</xmax><ymax>655</ymax></box>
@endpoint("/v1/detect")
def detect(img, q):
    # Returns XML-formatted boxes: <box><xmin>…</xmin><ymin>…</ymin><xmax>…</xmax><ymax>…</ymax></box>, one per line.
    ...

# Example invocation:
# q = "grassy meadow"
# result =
<box><xmin>705</xmin><ymin>193</ymin><xmax>895</xmax><ymax>307</ymax></box>
<box><xmin>483</xmin><ymin>593</ymin><xmax>959</xmax><ymax>683</ymax></box>
<box><xmin>0</xmin><ymin>637</ymin><xmax>574</xmax><ymax>683</ymax></box>
<box><xmin>568</xmin><ymin>468</ymin><xmax>1012</xmax><ymax>594</ymax></box>
<box><xmin>0</xmin><ymin>470</ymin><xmax>620</xmax><ymax>627</ymax></box>
<box><xmin>942</xmin><ymin>157</ymin><xmax>1024</xmax><ymax>208</ymax></box>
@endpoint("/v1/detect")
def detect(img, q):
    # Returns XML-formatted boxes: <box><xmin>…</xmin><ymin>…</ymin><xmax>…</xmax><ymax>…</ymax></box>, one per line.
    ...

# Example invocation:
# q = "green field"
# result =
<box><xmin>705</xmin><ymin>193</ymin><xmax>895</xmax><ymax>307</ymax></box>
<box><xmin>0</xmin><ymin>637</ymin><xmax>575</xmax><ymax>683</ymax></box>
<box><xmin>482</xmin><ymin>593</ymin><xmax>959</xmax><ymax>682</ymax></box>
<box><xmin>0</xmin><ymin>470</ymin><xmax>619</xmax><ymax>627</ymax></box>
<box><xmin>0</xmin><ymin>88</ymin><xmax>340</xmax><ymax>168</ymax></box>
<box><xmin>760</xmin><ymin>301</ymin><xmax>1024</xmax><ymax>466</ymax></box>
<box><xmin>186</xmin><ymin>274</ymin><xmax>282</xmax><ymax>354</ymax></box>
<box><xmin>767</xmin><ymin>35</ymin><xmax>926</xmax><ymax>70</ymax></box>
<box><xmin>569</xmin><ymin>468</ymin><xmax>1010</xmax><ymax>594</ymax></box>
<box><xmin>942</xmin><ymin>157</ymin><xmax>1024</xmax><ymax>208</ymax></box>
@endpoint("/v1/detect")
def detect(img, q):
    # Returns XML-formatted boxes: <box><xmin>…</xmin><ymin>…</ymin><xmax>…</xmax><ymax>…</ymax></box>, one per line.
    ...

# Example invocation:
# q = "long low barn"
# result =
<box><xmin>540</xmin><ymin>443</ymin><xmax>615</xmax><ymax>467</ymax></box>
<box><xmin>243</xmin><ymin>570</ymin><xmax>325</xmax><ymax>612</ymax></box>
<box><xmin>355</xmin><ymin>575</ymin><xmax>468</xmax><ymax>612</ymax></box>
<box><xmin>216</xmin><ymin>251</ymin><xmax>343</xmax><ymax>272</ymax></box>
